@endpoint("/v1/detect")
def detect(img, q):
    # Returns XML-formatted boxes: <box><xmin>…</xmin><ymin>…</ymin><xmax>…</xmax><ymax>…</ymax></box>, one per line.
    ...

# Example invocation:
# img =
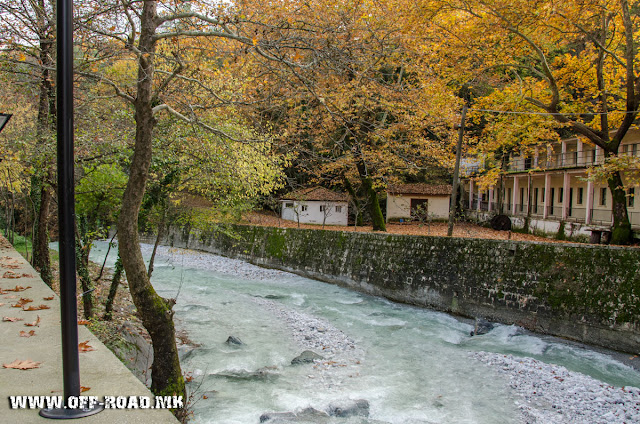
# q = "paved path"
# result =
<box><xmin>0</xmin><ymin>236</ymin><xmax>178</xmax><ymax>424</ymax></box>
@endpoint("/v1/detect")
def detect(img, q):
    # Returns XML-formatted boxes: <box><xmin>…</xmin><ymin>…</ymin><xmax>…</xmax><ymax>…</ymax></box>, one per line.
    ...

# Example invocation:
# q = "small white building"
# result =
<box><xmin>386</xmin><ymin>183</ymin><xmax>452</xmax><ymax>221</ymax></box>
<box><xmin>280</xmin><ymin>187</ymin><xmax>349</xmax><ymax>226</ymax></box>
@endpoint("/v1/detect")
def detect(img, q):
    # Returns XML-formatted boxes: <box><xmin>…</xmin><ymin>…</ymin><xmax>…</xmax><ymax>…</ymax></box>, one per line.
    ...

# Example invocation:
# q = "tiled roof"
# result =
<box><xmin>387</xmin><ymin>183</ymin><xmax>452</xmax><ymax>196</ymax></box>
<box><xmin>282</xmin><ymin>186</ymin><xmax>348</xmax><ymax>202</ymax></box>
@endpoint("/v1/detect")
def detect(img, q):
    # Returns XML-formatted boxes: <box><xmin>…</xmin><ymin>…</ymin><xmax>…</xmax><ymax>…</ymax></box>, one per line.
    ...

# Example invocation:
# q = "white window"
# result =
<box><xmin>600</xmin><ymin>188</ymin><xmax>607</xmax><ymax>206</ymax></box>
<box><xmin>319</xmin><ymin>205</ymin><xmax>326</xmax><ymax>212</ymax></box>
<box><xmin>335</xmin><ymin>206</ymin><xmax>342</xmax><ymax>213</ymax></box>
<box><xmin>301</xmin><ymin>205</ymin><xmax>308</xmax><ymax>212</ymax></box>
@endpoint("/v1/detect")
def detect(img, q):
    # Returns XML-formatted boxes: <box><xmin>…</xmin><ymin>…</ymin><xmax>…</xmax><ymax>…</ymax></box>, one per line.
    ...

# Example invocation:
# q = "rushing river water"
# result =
<box><xmin>88</xmin><ymin>241</ymin><xmax>640</xmax><ymax>424</ymax></box>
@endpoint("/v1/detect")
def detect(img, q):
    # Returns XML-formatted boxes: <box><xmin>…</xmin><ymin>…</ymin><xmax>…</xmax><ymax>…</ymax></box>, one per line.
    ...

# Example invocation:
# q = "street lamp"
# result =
<box><xmin>0</xmin><ymin>113</ymin><xmax>12</xmax><ymax>133</ymax></box>
<box><xmin>38</xmin><ymin>0</ymin><xmax>103</xmax><ymax>419</ymax></box>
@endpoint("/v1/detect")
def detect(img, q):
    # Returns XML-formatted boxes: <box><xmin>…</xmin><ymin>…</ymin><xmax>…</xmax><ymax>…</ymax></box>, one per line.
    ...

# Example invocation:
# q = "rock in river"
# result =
<box><xmin>291</xmin><ymin>350</ymin><xmax>324</xmax><ymax>365</ymax></box>
<box><xmin>470</xmin><ymin>318</ymin><xmax>494</xmax><ymax>336</ymax></box>
<box><xmin>327</xmin><ymin>399</ymin><xmax>370</xmax><ymax>418</ymax></box>
<box><xmin>225</xmin><ymin>335</ymin><xmax>244</xmax><ymax>346</ymax></box>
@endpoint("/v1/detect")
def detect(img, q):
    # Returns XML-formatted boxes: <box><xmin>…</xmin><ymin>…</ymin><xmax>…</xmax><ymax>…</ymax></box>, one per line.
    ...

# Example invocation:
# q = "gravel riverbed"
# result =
<box><xmin>140</xmin><ymin>243</ymin><xmax>640</xmax><ymax>423</ymax></box>
<box><xmin>471</xmin><ymin>352</ymin><xmax>640</xmax><ymax>424</ymax></box>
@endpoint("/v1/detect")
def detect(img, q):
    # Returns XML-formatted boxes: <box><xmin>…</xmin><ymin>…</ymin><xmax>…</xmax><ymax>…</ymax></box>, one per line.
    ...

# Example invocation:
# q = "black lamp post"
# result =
<box><xmin>39</xmin><ymin>0</ymin><xmax>103</xmax><ymax>419</ymax></box>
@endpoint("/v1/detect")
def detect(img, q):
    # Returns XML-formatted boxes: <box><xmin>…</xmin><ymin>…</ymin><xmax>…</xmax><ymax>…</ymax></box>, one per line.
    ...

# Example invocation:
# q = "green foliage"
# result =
<box><xmin>76</xmin><ymin>163</ymin><xmax>128</xmax><ymax>228</ymax></box>
<box><xmin>9</xmin><ymin>234</ymin><xmax>31</xmax><ymax>260</ymax></box>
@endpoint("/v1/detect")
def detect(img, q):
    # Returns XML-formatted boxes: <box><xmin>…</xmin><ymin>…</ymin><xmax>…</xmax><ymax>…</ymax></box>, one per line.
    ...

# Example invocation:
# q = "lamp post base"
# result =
<box><xmin>40</xmin><ymin>404</ymin><xmax>104</xmax><ymax>419</ymax></box>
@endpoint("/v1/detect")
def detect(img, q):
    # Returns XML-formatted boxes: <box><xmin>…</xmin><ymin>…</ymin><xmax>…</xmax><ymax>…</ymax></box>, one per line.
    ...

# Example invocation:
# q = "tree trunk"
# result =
<box><xmin>31</xmin><ymin>0</ymin><xmax>56</xmax><ymax>286</ymax></box>
<box><xmin>355</xmin><ymin>161</ymin><xmax>385</xmax><ymax>231</ymax></box>
<box><xmin>116</xmin><ymin>1</ymin><xmax>185</xmax><ymax>415</ymax></box>
<box><xmin>32</xmin><ymin>178</ymin><xmax>53</xmax><ymax>286</ymax></box>
<box><xmin>148</xmin><ymin>214</ymin><xmax>165</xmax><ymax>279</ymax></box>
<box><xmin>344</xmin><ymin>177</ymin><xmax>363</xmax><ymax>226</ymax></box>
<box><xmin>75</xmin><ymin>220</ymin><xmax>94</xmax><ymax>320</ymax></box>
<box><xmin>104</xmin><ymin>253</ymin><xmax>123</xmax><ymax>321</ymax></box>
<box><xmin>607</xmin><ymin>170</ymin><xmax>632</xmax><ymax>244</ymax></box>
<box><xmin>361</xmin><ymin>176</ymin><xmax>385</xmax><ymax>231</ymax></box>
<box><xmin>75</xmin><ymin>242</ymin><xmax>94</xmax><ymax>320</ymax></box>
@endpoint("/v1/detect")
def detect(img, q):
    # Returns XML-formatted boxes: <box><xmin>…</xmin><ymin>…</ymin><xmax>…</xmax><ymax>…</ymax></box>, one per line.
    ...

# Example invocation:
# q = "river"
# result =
<box><xmin>89</xmin><ymin>241</ymin><xmax>640</xmax><ymax>424</ymax></box>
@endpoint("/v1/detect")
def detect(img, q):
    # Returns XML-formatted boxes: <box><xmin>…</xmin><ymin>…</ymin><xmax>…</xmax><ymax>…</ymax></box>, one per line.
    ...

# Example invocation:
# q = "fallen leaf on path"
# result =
<box><xmin>6</xmin><ymin>285</ymin><xmax>31</xmax><ymax>292</ymax></box>
<box><xmin>77</xmin><ymin>319</ymin><xmax>90</xmax><ymax>325</ymax></box>
<box><xmin>24</xmin><ymin>316</ymin><xmax>40</xmax><ymax>327</ymax></box>
<box><xmin>4</xmin><ymin>295</ymin><xmax>17</xmax><ymax>299</ymax></box>
<box><xmin>78</xmin><ymin>341</ymin><xmax>95</xmax><ymax>352</ymax></box>
<box><xmin>43</xmin><ymin>296</ymin><xmax>54</xmax><ymax>301</ymax></box>
<box><xmin>19</xmin><ymin>330</ymin><xmax>35</xmax><ymax>337</ymax></box>
<box><xmin>2</xmin><ymin>272</ymin><xmax>32</xmax><ymax>279</ymax></box>
<box><xmin>2</xmin><ymin>316</ymin><xmax>23</xmax><ymax>322</ymax></box>
<box><xmin>3</xmin><ymin>359</ymin><xmax>41</xmax><ymax>370</ymax></box>
<box><xmin>1</xmin><ymin>264</ymin><xmax>20</xmax><ymax>269</ymax></box>
<box><xmin>81</xmin><ymin>386</ymin><xmax>90</xmax><ymax>393</ymax></box>
<box><xmin>22</xmin><ymin>304</ymin><xmax>50</xmax><ymax>311</ymax></box>
<box><xmin>11</xmin><ymin>298</ymin><xmax>32</xmax><ymax>307</ymax></box>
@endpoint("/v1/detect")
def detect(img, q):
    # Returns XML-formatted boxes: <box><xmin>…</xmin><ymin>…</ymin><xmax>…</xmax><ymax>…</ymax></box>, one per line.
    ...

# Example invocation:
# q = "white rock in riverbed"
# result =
<box><xmin>471</xmin><ymin>351</ymin><xmax>640</xmax><ymax>424</ymax></box>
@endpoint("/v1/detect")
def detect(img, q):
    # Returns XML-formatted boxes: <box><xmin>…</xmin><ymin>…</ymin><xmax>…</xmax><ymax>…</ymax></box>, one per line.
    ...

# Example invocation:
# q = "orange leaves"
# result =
<box><xmin>79</xmin><ymin>341</ymin><xmax>95</xmax><ymax>352</ymax></box>
<box><xmin>5</xmin><ymin>285</ymin><xmax>31</xmax><ymax>292</ymax></box>
<box><xmin>3</xmin><ymin>359</ymin><xmax>41</xmax><ymax>370</ymax></box>
<box><xmin>77</xmin><ymin>319</ymin><xmax>90</xmax><ymax>325</ymax></box>
<box><xmin>22</xmin><ymin>304</ymin><xmax>50</xmax><ymax>311</ymax></box>
<box><xmin>2</xmin><ymin>316</ymin><xmax>23</xmax><ymax>322</ymax></box>
<box><xmin>11</xmin><ymin>297</ymin><xmax>32</xmax><ymax>308</ymax></box>
<box><xmin>2</xmin><ymin>272</ymin><xmax>33</xmax><ymax>279</ymax></box>
<box><xmin>43</xmin><ymin>296</ymin><xmax>54</xmax><ymax>301</ymax></box>
<box><xmin>19</xmin><ymin>330</ymin><xmax>36</xmax><ymax>337</ymax></box>
<box><xmin>24</xmin><ymin>316</ymin><xmax>41</xmax><ymax>327</ymax></box>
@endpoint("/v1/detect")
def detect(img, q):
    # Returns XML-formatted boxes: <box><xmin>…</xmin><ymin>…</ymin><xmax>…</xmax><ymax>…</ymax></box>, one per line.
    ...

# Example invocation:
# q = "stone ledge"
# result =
<box><xmin>0</xmin><ymin>237</ymin><xmax>179</xmax><ymax>424</ymax></box>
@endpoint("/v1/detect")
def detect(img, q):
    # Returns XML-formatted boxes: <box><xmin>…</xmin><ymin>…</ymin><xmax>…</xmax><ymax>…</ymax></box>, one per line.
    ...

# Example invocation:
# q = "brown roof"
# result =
<box><xmin>282</xmin><ymin>186</ymin><xmax>348</xmax><ymax>202</ymax></box>
<box><xmin>387</xmin><ymin>183</ymin><xmax>452</xmax><ymax>196</ymax></box>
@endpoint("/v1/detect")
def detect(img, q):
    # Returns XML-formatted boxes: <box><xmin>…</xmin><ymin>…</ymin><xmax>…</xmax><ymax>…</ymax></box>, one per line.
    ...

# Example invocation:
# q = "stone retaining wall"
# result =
<box><xmin>160</xmin><ymin>225</ymin><xmax>640</xmax><ymax>354</ymax></box>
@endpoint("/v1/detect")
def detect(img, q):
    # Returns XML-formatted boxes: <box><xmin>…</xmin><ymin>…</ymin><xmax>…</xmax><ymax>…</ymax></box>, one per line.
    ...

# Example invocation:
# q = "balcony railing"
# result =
<box><xmin>506</xmin><ymin>152</ymin><xmax>606</xmax><ymax>172</ymax></box>
<box><xmin>463</xmin><ymin>202</ymin><xmax>640</xmax><ymax>229</ymax></box>
<box><xmin>505</xmin><ymin>147</ymin><xmax>640</xmax><ymax>173</ymax></box>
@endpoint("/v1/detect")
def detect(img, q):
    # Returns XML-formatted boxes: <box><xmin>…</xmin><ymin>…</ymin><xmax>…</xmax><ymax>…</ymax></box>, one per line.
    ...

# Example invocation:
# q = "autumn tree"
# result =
<box><xmin>417</xmin><ymin>0</ymin><xmax>640</xmax><ymax>244</ymax></box>
<box><xmin>74</xmin><ymin>0</ymin><xmax>300</xmax><ymax>414</ymax></box>
<box><xmin>0</xmin><ymin>0</ymin><xmax>57</xmax><ymax>283</ymax></box>
<box><xmin>244</xmin><ymin>0</ymin><xmax>458</xmax><ymax>230</ymax></box>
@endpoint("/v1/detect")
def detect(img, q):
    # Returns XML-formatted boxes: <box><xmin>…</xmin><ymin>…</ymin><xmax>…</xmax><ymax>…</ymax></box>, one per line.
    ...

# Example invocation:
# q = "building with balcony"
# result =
<box><xmin>462</xmin><ymin>130</ymin><xmax>640</xmax><ymax>238</ymax></box>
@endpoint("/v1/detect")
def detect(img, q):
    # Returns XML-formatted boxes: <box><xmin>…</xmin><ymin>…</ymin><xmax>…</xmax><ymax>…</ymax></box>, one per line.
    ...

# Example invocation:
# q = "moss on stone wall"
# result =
<box><xmin>171</xmin><ymin>224</ymin><xmax>640</xmax><ymax>353</ymax></box>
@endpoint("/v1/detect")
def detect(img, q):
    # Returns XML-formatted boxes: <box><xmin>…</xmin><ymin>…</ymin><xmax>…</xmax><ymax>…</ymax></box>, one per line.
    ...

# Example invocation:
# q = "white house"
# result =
<box><xmin>280</xmin><ymin>187</ymin><xmax>349</xmax><ymax>226</ymax></box>
<box><xmin>386</xmin><ymin>183</ymin><xmax>452</xmax><ymax>221</ymax></box>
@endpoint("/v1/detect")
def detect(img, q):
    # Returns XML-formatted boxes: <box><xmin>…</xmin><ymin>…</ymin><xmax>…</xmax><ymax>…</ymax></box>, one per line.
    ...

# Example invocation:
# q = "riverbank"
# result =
<box><xmin>139</xmin><ymin>242</ymin><xmax>640</xmax><ymax>424</ymax></box>
<box><xmin>0</xmin><ymin>235</ymin><xmax>178</xmax><ymax>423</ymax></box>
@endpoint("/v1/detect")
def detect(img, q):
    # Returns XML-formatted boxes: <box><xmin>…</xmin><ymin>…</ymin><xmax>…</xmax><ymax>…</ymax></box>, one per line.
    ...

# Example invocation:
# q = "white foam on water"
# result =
<box><xmin>86</xmin><ymin>241</ymin><xmax>640</xmax><ymax>423</ymax></box>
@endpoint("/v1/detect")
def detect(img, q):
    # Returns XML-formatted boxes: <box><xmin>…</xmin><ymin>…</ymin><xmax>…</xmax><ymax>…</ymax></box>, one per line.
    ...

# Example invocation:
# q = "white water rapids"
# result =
<box><xmin>88</xmin><ymin>241</ymin><xmax>640</xmax><ymax>424</ymax></box>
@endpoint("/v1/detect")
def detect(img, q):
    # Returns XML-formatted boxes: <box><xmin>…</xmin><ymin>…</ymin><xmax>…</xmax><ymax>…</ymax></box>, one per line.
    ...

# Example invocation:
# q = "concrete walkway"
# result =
<box><xmin>0</xmin><ymin>236</ymin><xmax>178</xmax><ymax>423</ymax></box>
